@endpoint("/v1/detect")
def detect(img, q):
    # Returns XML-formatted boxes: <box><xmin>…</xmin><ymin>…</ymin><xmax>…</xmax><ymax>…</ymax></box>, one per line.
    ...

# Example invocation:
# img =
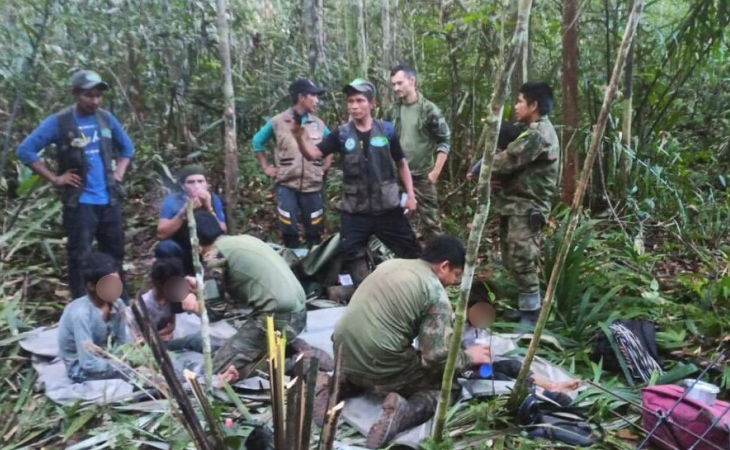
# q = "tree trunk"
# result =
<box><xmin>216</xmin><ymin>0</ymin><xmax>239</xmax><ymax>233</ymax></box>
<box><xmin>431</xmin><ymin>0</ymin><xmax>534</xmax><ymax>442</ymax></box>
<box><xmin>561</xmin><ymin>0</ymin><xmax>580</xmax><ymax>205</ymax></box>
<box><xmin>356</xmin><ymin>0</ymin><xmax>368</xmax><ymax>76</ymax></box>
<box><xmin>304</xmin><ymin>0</ymin><xmax>324</xmax><ymax>76</ymax></box>
<box><xmin>381</xmin><ymin>0</ymin><xmax>392</xmax><ymax>107</ymax></box>
<box><xmin>616</xmin><ymin>0</ymin><xmax>635</xmax><ymax>199</ymax></box>
<box><xmin>508</xmin><ymin>0</ymin><xmax>646</xmax><ymax>410</ymax></box>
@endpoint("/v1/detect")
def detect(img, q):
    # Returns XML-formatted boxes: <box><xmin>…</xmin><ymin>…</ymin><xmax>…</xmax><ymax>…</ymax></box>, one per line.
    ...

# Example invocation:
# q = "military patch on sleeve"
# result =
<box><xmin>345</xmin><ymin>137</ymin><xmax>356</xmax><ymax>151</ymax></box>
<box><xmin>101</xmin><ymin>128</ymin><xmax>112</xmax><ymax>138</ymax></box>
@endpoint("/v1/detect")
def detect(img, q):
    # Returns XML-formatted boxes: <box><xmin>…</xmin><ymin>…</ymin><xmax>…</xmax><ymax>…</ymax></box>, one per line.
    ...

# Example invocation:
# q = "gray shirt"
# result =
<box><xmin>57</xmin><ymin>295</ymin><xmax>130</xmax><ymax>382</ymax></box>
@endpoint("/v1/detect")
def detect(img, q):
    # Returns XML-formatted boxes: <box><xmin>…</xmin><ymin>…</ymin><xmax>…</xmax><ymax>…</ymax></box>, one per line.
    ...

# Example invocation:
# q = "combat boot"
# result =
<box><xmin>366</xmin><ymin>392</ymin><xmax>436</xmax><ymax>449</ymax></box>
<box><xmin>289</xmin><ymin>338</ymin><xmax>335</xmax><ymax>372</ymax></box>
<box><xmin>515</xmin><ymin>291</ymin><xmax>541</xmax><ymax>334</ymax></box>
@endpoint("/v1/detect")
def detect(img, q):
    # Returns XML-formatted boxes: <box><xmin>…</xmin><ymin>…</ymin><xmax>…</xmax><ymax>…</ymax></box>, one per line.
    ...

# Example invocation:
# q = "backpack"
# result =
<box><xmin>642</xmin><ymin>384</ymin><xmax>730</xmax><ymax>450</ymax></box>
<box><xmin>517</xmin><ymin>392</ymin><xmax>604</xmax><ymax>447</ymax></box>
<box><xmin>592</xmin><ymin>319</ymin><xmax>663</xmax><ymax>383</ymax></box>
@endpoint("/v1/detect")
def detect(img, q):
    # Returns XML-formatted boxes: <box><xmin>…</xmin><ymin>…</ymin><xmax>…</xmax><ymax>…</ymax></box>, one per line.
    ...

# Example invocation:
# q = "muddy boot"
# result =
<box><xmin>312</xmin><ymin>372</ymin><xmax>331</xmax><ymax>427</ymax></box>
<box><xmin>326</xmin><ymin>285</ymin><xmax>356</xmax><ymax>304</ymax></box>
<box><xmin>289</xmin><ymin>338</ymin><xmax>335</xmax><ymax>372</ymax></box>
<box><xmin>365</xmin><ymin>392</ymin><xmax>436</xmax><ymax>449</ymax></box>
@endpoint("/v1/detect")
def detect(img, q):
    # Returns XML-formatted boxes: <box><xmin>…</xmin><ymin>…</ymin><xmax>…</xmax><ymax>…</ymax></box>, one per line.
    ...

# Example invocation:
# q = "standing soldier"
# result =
<box><xmin>291</xmin><ymin>78</ymin><xmax>421</xmax><ymax>287</ymax></box>
<box><xmin>252</xmin><ymin>78</ymin><xmax>333</xmax><ymax>248</ymax></box>
<box><xmin>386</xmin><ymin>64</ymin><xmax>451</xmax><ymax>242</ymax></box>
<box><xmin>492</xmin><ymin>82</ymin><xmax>559</xmax><ymax>330</ymax></box>
<box><xmin>16</xmin><ymin>70</ymin><xmax>134</xmax><ymax>301</ymax></box>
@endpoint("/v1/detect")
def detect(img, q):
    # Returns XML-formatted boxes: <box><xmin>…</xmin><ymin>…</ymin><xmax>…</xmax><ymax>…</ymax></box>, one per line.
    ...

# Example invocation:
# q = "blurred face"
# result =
<box><xmin>347</xmin><ymin>93</ymin><xmax>374</xmax><ymax>120</ymax></box>
<box><xmin>436</xmin><ymin>262</ymin><xmax>463</xmax><ymax>287</ymax></box>
<box><xmin>299</xmin><ymin>93</ymin><xmax>320</xmax><ymax>113</ymax></box>
<box><xmin>183</xmin><ymin>174</ymin><xmax>208</xmax><ymax>197</ymax></box>
<box><xmin>75</xmin><ymin>88</ymin><xmax>104</xmax><ymax>115</ymax></box>
<box><xmin>514</xmin><ymin>93</ymin><xmax>538</xmax><ymax>123</ymax></box>
<box><xmin>390</xmin><ymin>71</ymin><xmax>416</xmax><ymax>100</ymax></box>
<box><xmin>89</xmin><ymin>272</ymin><xmax>122</xmax><ymax>303</ymax></box>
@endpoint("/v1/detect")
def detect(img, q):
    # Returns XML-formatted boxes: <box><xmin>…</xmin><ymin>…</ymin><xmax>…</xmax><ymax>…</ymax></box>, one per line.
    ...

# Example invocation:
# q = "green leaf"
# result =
<box><xmin>63</xmin><ymin>407</ymin><xmax>98</xmax><ymax>441</ymax></box>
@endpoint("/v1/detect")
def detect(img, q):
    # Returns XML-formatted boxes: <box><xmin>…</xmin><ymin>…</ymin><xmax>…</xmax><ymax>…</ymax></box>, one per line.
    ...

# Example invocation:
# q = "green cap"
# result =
<box><xmin>343</xmin><ymin>78</ymin><xmax>376</xmax><ymax>97</ymax></box>
<box><xmin>179</xmin><ymin>164</ymin><xmax>207</xmax><ymax>184</ymax></box>
<box><xmin>70</xmin><ymin>70</ymin><xmax>109</xmax><ymax>91</ymax></box>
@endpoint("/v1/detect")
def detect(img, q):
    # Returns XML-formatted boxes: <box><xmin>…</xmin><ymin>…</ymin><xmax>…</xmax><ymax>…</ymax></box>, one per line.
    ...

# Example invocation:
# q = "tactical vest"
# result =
<box><xmin>338</xmin><ymin>120</ymin><xmax>400</xmax><ymax>215</ymax></box>
<box><xmin>270</xmin><ymin>109</ymin><xmax>325</xmax><ymax>193</ymax></box>
<box><xmin>55</xmin><ymin>106</ymin><xmax>119</xmax><ymax>206</ymax></box>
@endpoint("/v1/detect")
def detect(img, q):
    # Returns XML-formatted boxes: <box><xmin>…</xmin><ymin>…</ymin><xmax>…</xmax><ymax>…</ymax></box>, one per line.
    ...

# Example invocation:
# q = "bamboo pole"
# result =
<box><xmin>187</xmin><ymin>200</ymin><xmax>213</xmax><ymax>389</ymax></box>
<box><xmin>299</xmin><ymin>355</ymin><xmax>319</xmax><ymax>450</ymax></box>
<box><xmin>508</xmin><ymin>0</ymin><xmax>646</xmax><ymax>409</ymax></box>
<box><xmin>431</xmin><ymin>0</ymin><xmax>534</xmax><ymax>442</ymax></box>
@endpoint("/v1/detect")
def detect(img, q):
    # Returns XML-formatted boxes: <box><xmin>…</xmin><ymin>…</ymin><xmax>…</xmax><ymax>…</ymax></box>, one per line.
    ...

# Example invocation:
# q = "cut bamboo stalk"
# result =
<box><xmin>186</xmin><ymin>200</ymin><xmax>213</xmax><ymax>389</ymax></box>
<box><xmin>184</xmin><ymin>370</ymin><xmax>227</xmax><ymax>448</ymax></box>
<box><xmin>324</xmin><ymin>344</ymin><xmax>343</xmax><ymax>424</ymax></box>
<box><xmin>300</xmin><ymin>356</ymin><xmax>320</xmax><ymax>450</ymax></box>
<box><xmin>285</xmin><ymin>375</ymin><xmax>302</xmax><ymax>450</ymax></box>
<box><xmin>507</xmin><ymin>0</ymin><xmax>646</xmax><ymax>410</ymax></box>
<box><xmin>131</xmin><ymin>300</ymin><xmax>212</xmax><ymax>450</ymax></box>
<box><xmin>318</xmin><ymin>401</ymin><xmax>345</xmax><ymax>450</ymax></box>
<box><xmin>432</xmin><ymin>0</ymin><xmax>534</xmax><ymax>442</ymax></box>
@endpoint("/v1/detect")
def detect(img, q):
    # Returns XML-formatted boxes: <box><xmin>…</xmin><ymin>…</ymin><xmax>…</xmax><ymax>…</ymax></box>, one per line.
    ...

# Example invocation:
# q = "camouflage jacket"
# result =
<box><xmin>492</xmin><ymin>116</ymin><xmax>559</xmax><ymax>217</ymax></box>
<box><xmin>384</xmin><ymin>94</ymin><xmax>451</xmax><ymax>175</ymax></box>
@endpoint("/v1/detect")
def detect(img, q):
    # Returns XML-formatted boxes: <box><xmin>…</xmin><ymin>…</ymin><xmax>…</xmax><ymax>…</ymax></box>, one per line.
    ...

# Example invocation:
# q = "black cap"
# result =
<box><xmin>343</xmin><ymin>78</ymin><xmax>376</xmax><ymax>97</ymax></box>
<box><xmin>289</xmin><ymin>78</ymin><xmax>325</xmax><ymax>97</ymax></box>
<box><xmin>70</xmin><ymin>70</ymin><xmax>109</xmax><ymax>91</ymax></box>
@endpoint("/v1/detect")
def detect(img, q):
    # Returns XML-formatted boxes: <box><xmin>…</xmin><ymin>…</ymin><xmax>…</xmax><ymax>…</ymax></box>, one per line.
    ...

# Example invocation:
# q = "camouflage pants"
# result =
<box><xmin>212</xmin><ymin>309</ymin><xmax>307</xmax><ymax>378</ymax></box>
<box><xmin>411</xmin><ymin>174</ymin><xmax>443</xmax><ymax>242</ymax></box>
<box><xmin>499</xmin><ymin>215</ymin><xmax>542</xmax><ymax>297</ymax></box>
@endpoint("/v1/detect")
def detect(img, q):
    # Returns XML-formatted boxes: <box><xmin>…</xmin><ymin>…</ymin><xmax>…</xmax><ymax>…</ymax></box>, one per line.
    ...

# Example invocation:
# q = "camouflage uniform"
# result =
<box><xmin>385</xmin><ymin>94</ymin><xmax>451</xmax><ymax>242</ymax></box>
<box><xmin>492</xmin><ymin>116</ymin><xmax>559</xmax><ymax>310</ymax></box>
<box><xmin>201</xmin><ymin>235</ymin><xmax>307</xmax><ymax>377</ymax></box>
<box><xmin>333</xmin><ymin>258</ymin><xmax>470</xmax><ymax>405</ymax></box>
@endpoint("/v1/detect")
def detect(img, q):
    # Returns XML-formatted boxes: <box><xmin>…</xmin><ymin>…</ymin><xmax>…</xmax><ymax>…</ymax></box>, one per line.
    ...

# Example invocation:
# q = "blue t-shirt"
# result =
<box><xmin>159</xmin><ymin>192</ymin><xmax>226</xmax><ymax>222</ymax></box>
<box><xmin>16</xmin><ymin>109</ymin><xmax>135</xmax><ymax>205</ymax></box>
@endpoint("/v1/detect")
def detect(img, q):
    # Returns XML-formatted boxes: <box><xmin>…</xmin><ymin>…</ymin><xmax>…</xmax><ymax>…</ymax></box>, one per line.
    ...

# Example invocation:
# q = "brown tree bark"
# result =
<box><xmin>561</xmin><ymin>0</ymin><xmax>580</xmax><ymax>205</ymax></box>
<box><xmin>216</xmin><ymin>0</ymin><xmax>239</xmax><ymax>233</ymax></box>
<box><xmin>616</xmin><ymin>0</ymin><xmax>635</xmax><ymax>199</ymax></box>
<box><xmin>381</xmin><ymin>0</ymin><xmax>392</xmax><ymax>107</ymax></box>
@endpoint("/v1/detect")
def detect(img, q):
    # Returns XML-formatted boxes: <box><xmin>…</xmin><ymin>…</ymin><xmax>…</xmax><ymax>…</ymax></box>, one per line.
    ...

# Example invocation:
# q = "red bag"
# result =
<box><xmin>642</xmin><ymin>384</ymin><xmax>730</xmax><ymax>450</ymax></box>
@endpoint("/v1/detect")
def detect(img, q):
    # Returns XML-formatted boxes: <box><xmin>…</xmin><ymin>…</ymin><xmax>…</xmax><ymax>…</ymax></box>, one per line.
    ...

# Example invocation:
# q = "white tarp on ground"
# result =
<box><xmin>19</xmin><ymin>307</ymin><xmax>580</xmax><ymax>449</ymax></box>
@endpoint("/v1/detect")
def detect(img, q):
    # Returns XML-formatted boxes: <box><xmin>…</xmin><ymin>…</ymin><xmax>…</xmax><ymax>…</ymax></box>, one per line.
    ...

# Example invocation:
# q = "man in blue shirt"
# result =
<box><xmin>16</xmin><ymin>70</ymin><xmax>134</xmax><ymax>301</ymax></box>
<box><xmin>155</xmin><ymin>164</ymin><xmax>227</xmax><ymax>274</ymax></box>
<box><xmin>252</xmin><ymin>78</ymin><xmax>332</xmax><ymax>248</ymax></box>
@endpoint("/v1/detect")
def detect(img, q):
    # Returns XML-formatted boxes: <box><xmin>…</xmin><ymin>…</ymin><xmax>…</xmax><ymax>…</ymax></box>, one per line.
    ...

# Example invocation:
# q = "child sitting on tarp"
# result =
<box><xmin>58</xmin><ymin>252</ymin><xmax>131</xmax><ymax>383</ymax></box>
<box><xmin>462</xmin><ymin>292</ymin><xmax>580</xmax><ymax>396</ymax></box>
<box><xmin>128</xmin><ymin>257</ymin><xmax>204</xmax><ymax>352</ymax></box>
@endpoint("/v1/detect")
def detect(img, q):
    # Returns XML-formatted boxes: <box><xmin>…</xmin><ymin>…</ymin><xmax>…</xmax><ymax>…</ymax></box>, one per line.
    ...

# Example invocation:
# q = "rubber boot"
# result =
<box><xmin>515</xmin><ymin>291</ymin><xmax>541</xmax><ymax>334</ymax></box>
<box><xmin>366</xmin><ymin>392</ymin><xmax>437</xmax><ymax>449</ymax></box>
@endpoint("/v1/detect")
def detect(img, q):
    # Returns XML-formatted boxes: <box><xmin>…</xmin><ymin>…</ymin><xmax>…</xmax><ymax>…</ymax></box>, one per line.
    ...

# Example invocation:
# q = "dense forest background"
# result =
<box><xmin>0</xmin><ymin>0</ymin><xmax>729</xmax><ymax>448</ymax></box>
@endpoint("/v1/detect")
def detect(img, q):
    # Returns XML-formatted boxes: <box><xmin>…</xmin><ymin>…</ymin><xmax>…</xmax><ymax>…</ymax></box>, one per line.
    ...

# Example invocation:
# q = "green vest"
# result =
<box><xmin>338</xmin><ymin>120</ymin><xmax>400</xmax><ymax>215</ymax></box>
<box><xmin>55</xmin><ymin>106</ymin><xmax>120</xmax><ymax>206</ymax></box>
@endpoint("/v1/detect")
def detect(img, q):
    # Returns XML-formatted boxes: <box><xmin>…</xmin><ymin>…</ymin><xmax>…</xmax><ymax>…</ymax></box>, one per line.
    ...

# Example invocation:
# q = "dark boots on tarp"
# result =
<box><xmin>365</xmin><ymin>391</ymin><xmax>437</xmax><ymax>449</ymax></box>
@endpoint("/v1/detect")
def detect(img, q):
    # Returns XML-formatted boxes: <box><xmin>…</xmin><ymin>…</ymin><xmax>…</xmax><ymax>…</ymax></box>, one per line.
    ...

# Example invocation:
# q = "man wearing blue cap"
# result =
<box><xmin>291</xmin><ymin>78</ymin><xmax>421</xmax><ymax>286</ymax></box>
<box><xmin>16</xmin><ymin>69</ymin><xmax>134</xmax><ymax>300</ymax></box>
<box><xmin>252</xmin><ymin>78</ymin><xmax>332</xmax><ymax>248</ymax></box>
